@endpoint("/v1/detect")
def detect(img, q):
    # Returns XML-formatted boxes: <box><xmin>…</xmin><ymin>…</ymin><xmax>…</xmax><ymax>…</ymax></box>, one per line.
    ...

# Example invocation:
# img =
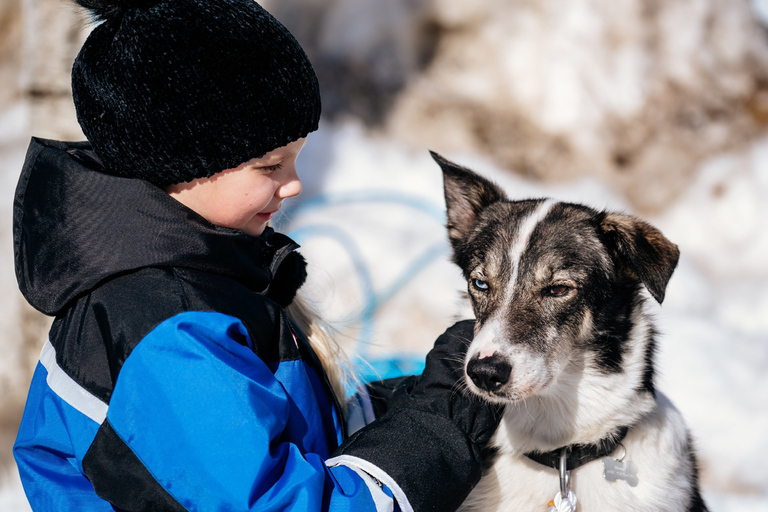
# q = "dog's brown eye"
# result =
<box><xmin>548</xmin><ymin>285</ymin><xmax>570</xmax><ymax>296</ymax></box>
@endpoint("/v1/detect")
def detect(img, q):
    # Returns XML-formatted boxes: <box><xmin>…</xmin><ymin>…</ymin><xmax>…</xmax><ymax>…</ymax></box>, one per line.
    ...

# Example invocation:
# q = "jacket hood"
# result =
<box><xmin>14</xmin><ymin>138</ymin><xmax>301</xmax><ymax>316</ymax></box>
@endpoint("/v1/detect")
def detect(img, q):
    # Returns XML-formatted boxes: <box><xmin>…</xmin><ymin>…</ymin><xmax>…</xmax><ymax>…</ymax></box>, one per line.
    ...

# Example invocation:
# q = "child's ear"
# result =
<box><xmin>431</xmin><ymin>151</ymin><xmax>508</xmax><ymax>249</ymax></box>
<box><xmin>598</xmin><ymin>212</ymin><xmax>680</xmax><ymax>304</ymax></box>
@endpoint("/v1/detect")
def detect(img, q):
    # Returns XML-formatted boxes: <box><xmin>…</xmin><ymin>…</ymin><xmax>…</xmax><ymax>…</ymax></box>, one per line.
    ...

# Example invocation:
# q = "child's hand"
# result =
<box><xmin>402</xmin><ymin>320</ymin><xmax>504</xmax><ymax>450</ymax></box>
<box><xmin>333</xmin><ymin>320</ymin><xmax>505</xmax><ymax>512</ymax></box>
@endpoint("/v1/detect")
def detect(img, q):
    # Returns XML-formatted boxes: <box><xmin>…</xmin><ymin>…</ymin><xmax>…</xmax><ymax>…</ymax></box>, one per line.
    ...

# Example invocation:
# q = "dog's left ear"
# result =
<box><xmin>431</xmin><ymin>151</ymin><xmax>508</xmax><ymax>248</ymax></box>
<box><xmin>599</xmin><ymin>212</ymin><xmax>680</xmax><ymax>304</ymax></box>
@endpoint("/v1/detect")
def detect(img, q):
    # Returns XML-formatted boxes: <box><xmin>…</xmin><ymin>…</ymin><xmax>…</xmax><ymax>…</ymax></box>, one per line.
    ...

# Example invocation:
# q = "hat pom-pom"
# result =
<box><xmin>73</xmin><ymin>0</ymin><xmax>161</xmax><ymax>21</ymax></box>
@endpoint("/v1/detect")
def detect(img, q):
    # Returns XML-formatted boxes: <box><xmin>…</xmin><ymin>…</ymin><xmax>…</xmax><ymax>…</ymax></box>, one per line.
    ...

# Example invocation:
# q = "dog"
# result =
<box><xmin>431</xmin><ymin>152</ymin><xmax>708</xmax><ymax>512</ymax></box>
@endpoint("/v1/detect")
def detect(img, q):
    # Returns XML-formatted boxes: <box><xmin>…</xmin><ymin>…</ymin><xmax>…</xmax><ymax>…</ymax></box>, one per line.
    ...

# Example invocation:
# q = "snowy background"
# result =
<box><xmin>1</xmin><ymin>0</ymin><xmax>768</xmax><ymax>510</ymax></box>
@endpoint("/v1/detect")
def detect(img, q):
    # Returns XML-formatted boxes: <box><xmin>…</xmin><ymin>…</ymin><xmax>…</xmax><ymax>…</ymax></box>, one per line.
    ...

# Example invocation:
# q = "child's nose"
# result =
<box><xmin>277</xmin><ymin>166</ymin><xmax>302</xmax><ymax>199</ymax></box>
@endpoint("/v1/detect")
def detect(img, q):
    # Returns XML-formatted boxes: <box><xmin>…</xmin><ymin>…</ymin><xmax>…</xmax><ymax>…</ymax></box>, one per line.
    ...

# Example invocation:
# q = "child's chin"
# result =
<box><xmin>242</xmin><ymin>221</ymin><xmax>268</xmax><ymax>236</ymax></box>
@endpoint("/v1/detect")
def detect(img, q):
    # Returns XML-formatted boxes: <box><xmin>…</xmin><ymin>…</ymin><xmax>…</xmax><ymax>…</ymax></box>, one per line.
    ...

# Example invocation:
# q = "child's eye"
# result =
<box><xmin>260</xmin><ymin>163</ymin><xmax>282</xmax><ymax>172</ymax></box>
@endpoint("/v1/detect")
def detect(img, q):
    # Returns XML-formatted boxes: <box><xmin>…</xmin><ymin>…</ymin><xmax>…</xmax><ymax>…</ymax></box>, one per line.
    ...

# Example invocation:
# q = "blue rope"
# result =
<box><xmin>280</xmin><ymin>190</ymin><xmax>449</xmax><ymax>379</ymax></box>
<box><xmin>287</xmin><ymin>223</ymin><xmax>378</xmax><ymax>344</ymax></box>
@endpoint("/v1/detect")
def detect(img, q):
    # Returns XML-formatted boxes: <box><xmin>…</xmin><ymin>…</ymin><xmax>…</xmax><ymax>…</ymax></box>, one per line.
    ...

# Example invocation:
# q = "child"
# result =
<box><xmin>12</xmin><ymin>0</ymin><xmax>503</xmax><ymax>510</ymax></box>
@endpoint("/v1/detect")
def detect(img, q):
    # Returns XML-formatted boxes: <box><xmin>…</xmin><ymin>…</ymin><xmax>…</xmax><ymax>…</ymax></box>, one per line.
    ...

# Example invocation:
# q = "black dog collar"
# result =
<box><xmin>525</xmin><ymin>426</ymin><xmax>630</xmax><ymax>471</ymax></box>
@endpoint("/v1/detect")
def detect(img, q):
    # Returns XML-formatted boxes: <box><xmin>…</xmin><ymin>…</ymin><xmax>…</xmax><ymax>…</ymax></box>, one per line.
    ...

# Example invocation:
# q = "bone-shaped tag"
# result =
<box><xmin>602</xmin><ymin>456</ymin><xmax>639</xmax><ymax>487</ymax></box>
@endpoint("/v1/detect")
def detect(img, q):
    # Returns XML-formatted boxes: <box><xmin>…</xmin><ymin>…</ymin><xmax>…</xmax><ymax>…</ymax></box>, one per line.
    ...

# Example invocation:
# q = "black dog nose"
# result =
<box><xmin>466</xmin><ymin>355</ymin><xmax>512</xmax><ymax>392</ymax></box>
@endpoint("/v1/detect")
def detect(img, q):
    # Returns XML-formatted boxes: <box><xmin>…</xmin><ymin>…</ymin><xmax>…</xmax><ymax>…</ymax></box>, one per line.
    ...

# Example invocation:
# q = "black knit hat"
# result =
<box><xmin>71</xmin><ymin>0</ymin><xmax>321</xmax><ymax>187</ymax></box>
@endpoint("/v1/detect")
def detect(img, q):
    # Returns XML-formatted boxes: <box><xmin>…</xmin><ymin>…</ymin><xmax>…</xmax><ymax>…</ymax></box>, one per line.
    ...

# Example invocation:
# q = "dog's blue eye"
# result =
<box><xmin>472</xmin><ymin>279</ymin><xmax>489</xmax><ymax>291</ymax></box>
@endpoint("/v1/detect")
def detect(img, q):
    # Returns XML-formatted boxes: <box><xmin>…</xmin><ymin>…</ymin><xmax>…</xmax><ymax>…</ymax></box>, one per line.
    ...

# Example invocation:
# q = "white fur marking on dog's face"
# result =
<box><xmin>506</xmin><ymin>200</ymin><xmax>557</xmax><ymax>292</ymax></box>
<box><xmin>465</xmin><ymin>200</ymin><xmax>560</xmax><ymax>400</ymax></box>
<box><xmin>468</xmin><ymin>318</ymin><xmax>504</xmax><ymax>362</ymax></box>
<box><xmin>467</xmin><ymin>315</ymin><xmax>554</xmax><ymax>402</ymax></box>
<box><xmin>478</xmin><ymin>343</ymin><xmax>501</xmax><ymax>359</ymax></box>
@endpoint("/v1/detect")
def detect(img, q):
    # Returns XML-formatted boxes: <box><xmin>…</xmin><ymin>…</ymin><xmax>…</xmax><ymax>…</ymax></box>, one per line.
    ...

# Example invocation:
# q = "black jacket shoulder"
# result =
<box><xmin>49</xmin><ymin>266</ymin><xmax>300</xmax><ymax>404</ymax></box>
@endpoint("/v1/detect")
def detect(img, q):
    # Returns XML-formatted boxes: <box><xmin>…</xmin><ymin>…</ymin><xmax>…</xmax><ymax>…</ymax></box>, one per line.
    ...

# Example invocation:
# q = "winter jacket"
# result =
<box><xmin>12</xmin><ymin>138</ymin><xmax>408</xmax><ymax>511</ymax></box>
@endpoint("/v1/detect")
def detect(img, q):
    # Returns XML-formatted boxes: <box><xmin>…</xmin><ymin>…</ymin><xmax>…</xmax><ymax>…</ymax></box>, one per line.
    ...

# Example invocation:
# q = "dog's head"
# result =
<box><xmin>433</xmin><ymin>152</ymin><xmax>679</xmax><ymax>404</ymax></box>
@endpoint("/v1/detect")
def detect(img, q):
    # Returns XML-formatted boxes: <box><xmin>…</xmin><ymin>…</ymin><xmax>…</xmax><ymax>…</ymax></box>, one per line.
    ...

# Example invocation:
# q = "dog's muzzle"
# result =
<box><xmin>466</xmin><ymin>354</ymin><xmax>512</xmax><ymax>394</ymax></box>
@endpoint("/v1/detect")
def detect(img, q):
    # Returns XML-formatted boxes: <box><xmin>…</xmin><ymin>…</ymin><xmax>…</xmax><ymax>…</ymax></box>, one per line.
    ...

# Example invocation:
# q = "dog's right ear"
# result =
<box><xmin>599</xmin><ymin>212</ymin><xmax>680</xmax><ymax>304</ymax></box>
<box><xmin>431</xmin><ymin>151</ymin><xmax>508</xmax><ymax>247</ymax></box>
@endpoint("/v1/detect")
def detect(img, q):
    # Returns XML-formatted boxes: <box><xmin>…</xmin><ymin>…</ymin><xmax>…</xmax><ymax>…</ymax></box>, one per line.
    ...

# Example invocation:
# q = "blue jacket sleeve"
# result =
<box><xmin>13</xmin><ymin>361</ymin><xmax>116</xmax><ymax>512</ymax></box>
<box><xmin>87</xmin><ymin>311</ymin><xmax>405</xmax><ymax>512</ymax></box>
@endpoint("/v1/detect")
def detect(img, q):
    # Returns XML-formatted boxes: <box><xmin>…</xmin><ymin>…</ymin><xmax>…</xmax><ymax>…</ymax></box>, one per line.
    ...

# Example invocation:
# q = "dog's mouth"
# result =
<box><xmin>464</xmin><ymin>353</ymin><xmax>554</xmax><ymax>403</ymax></box>
<box><xmin>465</xmin><ymin>377</ymin><xmax>553</xmax><ymax>404</ymax></box>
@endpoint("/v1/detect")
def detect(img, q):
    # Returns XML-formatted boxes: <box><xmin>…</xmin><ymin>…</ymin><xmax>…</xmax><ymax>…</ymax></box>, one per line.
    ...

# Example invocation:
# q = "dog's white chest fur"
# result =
<box><xmin>459</xmin><ymin>393</ymin><xmax>697</xmax><ymax>512</ymax></box>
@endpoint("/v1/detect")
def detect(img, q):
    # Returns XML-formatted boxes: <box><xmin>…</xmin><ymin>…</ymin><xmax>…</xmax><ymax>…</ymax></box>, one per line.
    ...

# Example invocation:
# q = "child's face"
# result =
<box><xmin>166</xmin><ymin>137</ymin><xmax>306</xmax><ymax>236</ymax></box>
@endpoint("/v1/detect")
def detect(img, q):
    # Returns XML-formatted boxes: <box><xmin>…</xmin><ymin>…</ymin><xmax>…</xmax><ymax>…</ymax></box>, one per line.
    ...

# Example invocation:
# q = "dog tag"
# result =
<box><xmin>602</xmin><ymin>456</ymin><xmax>639</xmax><ymax>487</ymax></box>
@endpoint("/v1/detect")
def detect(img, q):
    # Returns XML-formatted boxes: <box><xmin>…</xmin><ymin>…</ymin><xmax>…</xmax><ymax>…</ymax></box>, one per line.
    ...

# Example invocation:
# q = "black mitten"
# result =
<box><xmin>333</xmin><ymin>320</ymin><xmax>504</xmax><ymax>512</ymax></box>
<box><xmin>365</xmin><ymin>375</ymin><xmax>418</xmax><ymax>418</ymax></box>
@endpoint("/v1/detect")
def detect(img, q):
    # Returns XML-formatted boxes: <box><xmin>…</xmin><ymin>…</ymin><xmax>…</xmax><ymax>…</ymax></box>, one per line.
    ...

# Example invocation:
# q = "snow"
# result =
<box><xmin>0</xmin><ymin>104</ymin><xmax>28</xmax><ymax>412</ymax></box>
<box><xmin>0</xmin><ymin>470</ymin><xmax>29</xmax><ymax>512</ymax></box>
<box><xmin>2</xmin><ymin>0</ymin><xmax>767</xmax><ymax>507</ymax></box>
<box><xmin>0</xmin><ymin>100</ymin><xmax>766</xmax><ymax>508</ymax></box>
